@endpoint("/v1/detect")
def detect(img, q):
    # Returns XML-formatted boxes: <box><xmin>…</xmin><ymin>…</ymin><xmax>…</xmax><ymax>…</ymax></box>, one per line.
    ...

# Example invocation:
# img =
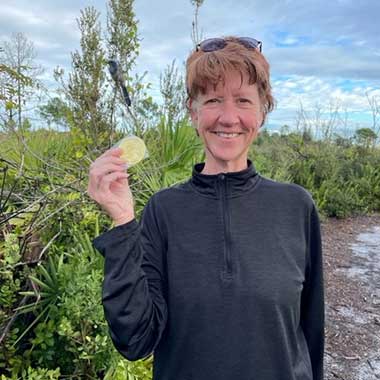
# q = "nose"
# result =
<box><xmin>217</xmin><ymin>100</ymin><xmax>240</xmax><ymax>127</ymax></box>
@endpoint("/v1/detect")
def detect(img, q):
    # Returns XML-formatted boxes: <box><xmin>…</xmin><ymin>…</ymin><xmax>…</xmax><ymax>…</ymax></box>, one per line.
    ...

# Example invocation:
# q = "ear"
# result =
<box><xmin>258</xmin><ymin>108</ymin><xmax>265</xmax><ymax>129</ymax></box>
<box><xmin>188</xmin><ymin>98</ymin><xmax>198</xmax><ymax>124</ymax></box>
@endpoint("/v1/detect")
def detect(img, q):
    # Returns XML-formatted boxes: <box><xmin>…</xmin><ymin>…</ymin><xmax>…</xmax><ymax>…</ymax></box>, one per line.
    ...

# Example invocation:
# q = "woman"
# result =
<box><xmin>88</xmin><ymin>36</ymin><xmax>324</xmax><ymax>380</ymax></box>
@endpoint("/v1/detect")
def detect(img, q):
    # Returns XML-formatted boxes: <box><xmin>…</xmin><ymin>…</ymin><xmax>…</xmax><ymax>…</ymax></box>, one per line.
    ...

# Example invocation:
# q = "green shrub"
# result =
<box><xmin>0</xmin><ymin>366</ymin><xmax>60</xmax><ymax>380</ymax></box>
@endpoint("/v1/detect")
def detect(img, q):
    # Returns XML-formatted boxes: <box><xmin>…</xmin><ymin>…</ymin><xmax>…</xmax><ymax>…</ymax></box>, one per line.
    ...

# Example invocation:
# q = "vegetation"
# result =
<box><xmin>1</xmin><ymin>0</ymin><xmax>379</xmax><ymax>379</ymax></box>
<box><xmin>1</xmin><ymin>113</ymin><xmax>379</xmax><ymax>379</ymax></box>
<box><xmin>0</xmin><ymin>32</ymin><xmax>43</xmax><ymax>131</ymax></box>
<box><xmin>252</xmin><ymin>129</ymin><xmax>380</xmax><ymax>219</ymax></box>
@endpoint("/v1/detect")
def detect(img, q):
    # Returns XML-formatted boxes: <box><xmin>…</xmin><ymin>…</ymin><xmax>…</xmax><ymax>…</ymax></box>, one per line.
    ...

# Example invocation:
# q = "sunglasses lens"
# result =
<box><xmin>197</xmin><ymin>37</ymin><xmax>262</xmax><ymax>53</ymax></box>
<box><xmin>238</xmin><ymin>37</ymin><xmax>261</xmax><ymax>51</ymax></box>
<box><xmin>199</xmin><ymin>38</ymin><xmax>226</xmax><ymax>52</ymax></box>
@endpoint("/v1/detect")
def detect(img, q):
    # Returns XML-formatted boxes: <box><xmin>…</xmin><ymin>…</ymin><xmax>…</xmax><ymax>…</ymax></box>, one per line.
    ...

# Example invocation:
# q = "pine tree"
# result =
<box><xmin>57</xmin><ymin>1</ymin><xmax>140</xmax><ymax>155</ymax></box>
<box><xmin>0</xmin><ymin>33</ymin><xmax>42</xmax><ymax>130</ymax></box>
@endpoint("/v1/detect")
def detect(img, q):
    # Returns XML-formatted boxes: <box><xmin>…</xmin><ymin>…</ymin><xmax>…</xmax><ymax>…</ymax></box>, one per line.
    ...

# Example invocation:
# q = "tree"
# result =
<box><xmin>190</xmin><ymin>0</ymin><xmax>205</xmax><ymax>46</ymax></box>
<box><xmin>106</xmin><ymin>0</ymin><xmax>139</xmax><ymax>72</ymax></box>
<box><xmin>38</xmin><ymin>97</ymin><xmax>73</xmax><ymax>130</ymax></box>
<box><xmin>66</xmin><ymin>7</ymin><xmax>108</xmax><ymax>151</ymax></box>
<box><xmin>0</xmin><ymin>32</ymin><xmax>43</xmax><ymax>129</ymax></box>
<box><xmin>354</xmin><ymin>127</ymin><xmax>377</xmax><ymax>149</ymax></box>
<box><xmin>366</xmin><ymin>91</ymin><xmax>380</xmax><ymax>142</ymax></box>
<box><xmin>0</xmin><ymin>63</ymin><xmax>32</xmax><ymax>130</ymax></box>
<box><xmin>159</xmin><ymin>60</ymin><xmax>187</xmax><ymax>126</ymax></box>
<box><xmin>54</xmin><ymin>0</ymin><xmax>140</xmax><ymax>154</ymax></box>
<box><xmin>106</xmin><ymin>0</ymin><xmax>143</xmax><ymax>136</ymax></box>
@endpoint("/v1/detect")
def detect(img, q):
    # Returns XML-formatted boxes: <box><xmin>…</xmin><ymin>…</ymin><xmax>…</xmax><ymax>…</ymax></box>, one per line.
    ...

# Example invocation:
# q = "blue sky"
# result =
<box><xmin>1</xmin><ymin>0</ymin><xmax>379</xmax><ymax>135</ymax></box>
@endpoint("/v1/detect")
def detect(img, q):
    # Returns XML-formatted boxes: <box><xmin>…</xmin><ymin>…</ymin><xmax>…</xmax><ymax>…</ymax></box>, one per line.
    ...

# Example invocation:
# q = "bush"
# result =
<box><xmin>2</xmin><ymin>120</ymin><xmax>379</xmax><ymax>378</ymax></box>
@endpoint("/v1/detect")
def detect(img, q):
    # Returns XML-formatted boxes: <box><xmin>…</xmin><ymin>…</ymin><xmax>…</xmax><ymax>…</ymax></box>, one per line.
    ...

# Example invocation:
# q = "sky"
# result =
<box><xmin>1</xmin><ymin>0</ymin><xmax>379</xmax><ymax>135</ymax></box>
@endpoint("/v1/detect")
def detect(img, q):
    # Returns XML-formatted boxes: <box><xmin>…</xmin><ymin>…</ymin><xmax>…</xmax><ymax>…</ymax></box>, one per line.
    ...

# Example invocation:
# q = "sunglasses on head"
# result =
<box><xmin>196</xmin><ymin>37</ymin><xmax>262</xmax><ymax>53</ymax></box>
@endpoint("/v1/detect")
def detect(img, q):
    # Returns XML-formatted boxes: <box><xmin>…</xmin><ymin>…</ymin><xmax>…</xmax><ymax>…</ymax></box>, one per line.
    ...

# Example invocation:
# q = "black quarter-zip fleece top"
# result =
<box><xmin>93</xmin><ymin>160</ymin><xmax>324</xmax><ymax>380</ymax></box>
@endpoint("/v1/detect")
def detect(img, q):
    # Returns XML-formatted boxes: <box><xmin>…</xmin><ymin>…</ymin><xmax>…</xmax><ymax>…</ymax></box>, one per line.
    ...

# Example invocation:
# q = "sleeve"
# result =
<box><xmin>92</xmin><ymin>196</ymin><xmax>168</xmax><ymax>361</ymax></box>
<box><xmin>300</xmin><ymin>202</ymin><xmax>325</xmax><ymax>380</ymax></box>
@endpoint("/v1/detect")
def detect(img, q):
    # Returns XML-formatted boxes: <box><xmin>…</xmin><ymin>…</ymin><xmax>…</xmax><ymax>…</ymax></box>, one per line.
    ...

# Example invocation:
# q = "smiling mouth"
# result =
<box><xmin>212</xmin><ymin>132</ymin><xmax>242</xmax><ymax>138</ymax></box>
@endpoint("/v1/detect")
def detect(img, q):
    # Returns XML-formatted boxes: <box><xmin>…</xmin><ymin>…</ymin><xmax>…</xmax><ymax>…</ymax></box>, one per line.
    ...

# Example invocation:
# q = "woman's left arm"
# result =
<box><xmin>300</xmin><ymin>203</ymin><xmax>325</xmax><ymax>380</ymax></box>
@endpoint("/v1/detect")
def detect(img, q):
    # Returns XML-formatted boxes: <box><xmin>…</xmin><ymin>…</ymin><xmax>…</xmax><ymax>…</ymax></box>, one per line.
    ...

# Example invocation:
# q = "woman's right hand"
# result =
<box><xmin>87</xmin><ymin>147</ymin><xmax>135</xmax><ymax>226</ymax></box>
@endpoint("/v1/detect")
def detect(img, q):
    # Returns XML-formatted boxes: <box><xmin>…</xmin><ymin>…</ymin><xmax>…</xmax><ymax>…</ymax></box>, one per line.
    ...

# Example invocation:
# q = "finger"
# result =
<box><xmin>95</xmin><ymin>155</ymin><xmax>126</xmax><ymax>167</ymax></box>
<box><xmin>89</xmin><ymin>155</ymin><xmax>122</xmax><ymax>173</ymax></box>
<box><xmin>90</xmin><ymin>163</ymin><xmax>128</xmax><ymax>189</ymax></box>
<box><xmin>112</xmin><ymin>176</ymin><xmax>129</xmax><ymax>189</ymax></box>
<box><xmin>91</xmin><ymin>148</ymin><xmax>121</xmax><ymax>165</ymax></box>
<box><xmin>89</xmin><ymin>170</ymin><xmax>129</xmax><ymax>198</ymax></box>
<box><xmin>91</xmin><ymin>161</ymin><xmax>127</xmax><ymax>176</ymax></box>
<box><xmin>102</xmin><ymin>147</ymin><xmax>123</xmax><ymax>158</ymax></box>
<box><xmin>98</xmin><ymin>171</ymin><xmax>130</xmax><ymax>192</ymax></box>
<box><xmin>91</xmin><ymin>151</ymin><xmax>126</xmax><ymax>167</ymax></box>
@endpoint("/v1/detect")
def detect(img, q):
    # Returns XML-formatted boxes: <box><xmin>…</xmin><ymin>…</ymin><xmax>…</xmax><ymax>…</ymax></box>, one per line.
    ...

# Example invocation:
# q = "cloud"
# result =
<box><xmin>1</xmin><ymin>0</ymin><xmax>378</xmax><ymax>135</ymax></box>
<box><xmin>267</xmin><ymin>74</ymin><xmax>378</xmax><ymax>134</ymax></box>
<box><xmin>0</xmin><ymin>4</ymin><xmax>47</xmax><ymax>26</ymax></box>
<box><xmin>273</xmin><ymin>75</ymin><xmax>376</xmax><ymax>111</ymax></box>
<box><xmin>0</xmin><ymin>2</ymin><xmax>83</xmax><ymax>62</ymax></box>
<box><xmin>193</xmin><ymin>0</ymin><xmax>379</xmax><ymax>81</ymax></box>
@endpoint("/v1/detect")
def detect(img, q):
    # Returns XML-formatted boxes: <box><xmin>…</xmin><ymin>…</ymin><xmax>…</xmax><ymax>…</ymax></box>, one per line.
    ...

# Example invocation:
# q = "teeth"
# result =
<box><xmin>215</xmin><ymin>132</ymin><xmax>239</xmax><ymax>138</ymax></box>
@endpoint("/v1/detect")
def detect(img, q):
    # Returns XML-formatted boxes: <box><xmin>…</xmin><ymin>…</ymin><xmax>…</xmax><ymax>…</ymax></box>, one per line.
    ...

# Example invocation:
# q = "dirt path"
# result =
<box><xmin>322</xmin><ymin>213</ymin><xmax>380</xmax><ymax>380</ymax></box>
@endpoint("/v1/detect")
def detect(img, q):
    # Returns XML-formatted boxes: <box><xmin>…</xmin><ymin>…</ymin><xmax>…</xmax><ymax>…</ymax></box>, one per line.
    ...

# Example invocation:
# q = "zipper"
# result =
<box><xmin>218</xmin><ymin>174</ymin><xmax>232</xmax><ymax>277</ymax></box>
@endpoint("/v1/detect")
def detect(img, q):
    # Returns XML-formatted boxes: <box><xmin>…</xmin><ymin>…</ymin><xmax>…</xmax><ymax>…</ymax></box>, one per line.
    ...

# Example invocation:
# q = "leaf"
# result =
<box><xmin>29</xmin><ymin>275</ymin><xmax>54</xmax><ymax>292</ymax></box>
<box><xmin>38</xmin><ymin>264</ymin><xmax>54</xmax><ymax>288</ymax></box>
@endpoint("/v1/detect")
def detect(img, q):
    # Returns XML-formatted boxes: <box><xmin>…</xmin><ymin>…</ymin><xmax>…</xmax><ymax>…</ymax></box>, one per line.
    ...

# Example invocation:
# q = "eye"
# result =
<box><xmin>238</xmin><ymin>98</ymin><xmax>251</xmax><ymax>103</ymax></box>
<box><xmin>205</xmin><ymin>98</ymin><xmax>220</xmax><ymax>104</ymax></box>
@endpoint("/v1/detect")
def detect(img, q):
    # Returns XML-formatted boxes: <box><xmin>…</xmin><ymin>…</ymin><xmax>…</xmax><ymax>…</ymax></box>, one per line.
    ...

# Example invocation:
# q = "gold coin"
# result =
<box><xmin>117</xmin><ymin>136</ymin><xmax>147</xmax><ymax>166</ymax></box>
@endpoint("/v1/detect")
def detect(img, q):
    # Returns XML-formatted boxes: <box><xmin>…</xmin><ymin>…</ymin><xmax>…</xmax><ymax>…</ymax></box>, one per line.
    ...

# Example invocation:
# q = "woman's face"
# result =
<box><xmin>189</xmin><ymin>70</ymin><xmax>264</xmax><ymax>173</ymax></box>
